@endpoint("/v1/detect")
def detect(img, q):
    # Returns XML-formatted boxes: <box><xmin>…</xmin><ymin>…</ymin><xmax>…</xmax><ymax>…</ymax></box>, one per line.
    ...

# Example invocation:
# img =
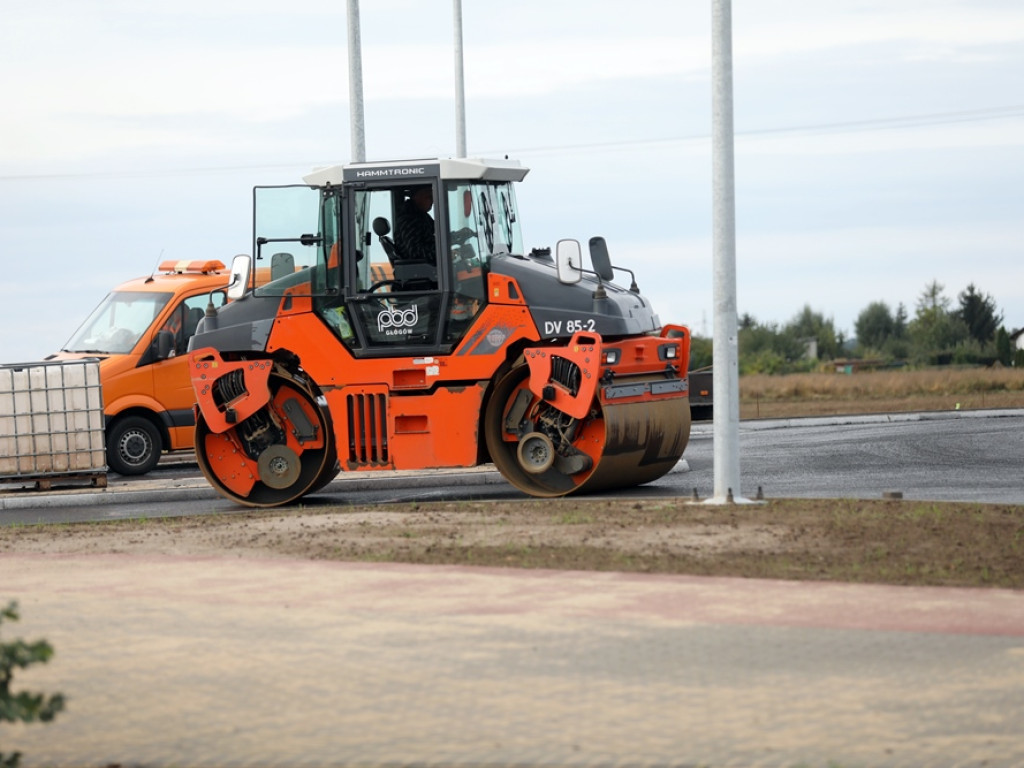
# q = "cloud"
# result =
<box><xmin>735</xmin><ymin>3</ymin><xmax>1024</xmax><ymax>58</ymax></box>
<box><xmin>1</xmin><ymin>0</ymin><xmax>1023</xmax><ymax>364</ymax></box>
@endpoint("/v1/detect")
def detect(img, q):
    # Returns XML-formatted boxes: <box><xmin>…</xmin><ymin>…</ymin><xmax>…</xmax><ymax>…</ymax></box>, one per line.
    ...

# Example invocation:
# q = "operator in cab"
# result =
<box><xmin>394</xmin><ymin>185</ymin><xmax>436</xmax><ymax>264</ymax></box>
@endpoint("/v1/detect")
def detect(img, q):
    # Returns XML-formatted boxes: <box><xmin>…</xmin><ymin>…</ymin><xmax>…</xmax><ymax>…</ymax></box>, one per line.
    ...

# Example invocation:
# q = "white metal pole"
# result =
<box><xmin>347</xmin><ymin>0</ymin><xmax>366</xmax><ymax>163</ymax></box>
<box><xmin>453</xmin><ymin>0</ymin><xmax>467</xmax><ymax>157</ymax></box>
<box><xmin>711</xmin><ymin>0</ymin><xmax>743</xmax><ymax>503</ymax></box>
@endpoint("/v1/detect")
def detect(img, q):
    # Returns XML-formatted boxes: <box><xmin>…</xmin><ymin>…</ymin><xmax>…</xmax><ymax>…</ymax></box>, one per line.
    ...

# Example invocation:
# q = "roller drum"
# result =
<box><xmin>195</xmin><ymin>369</ymin><xmax>339</xmax><ymax>508</ymax></box>
<box><xmin>485</xmin><ymin>364</ymin><xmax>690</xmax><ymax>498</ymax></box>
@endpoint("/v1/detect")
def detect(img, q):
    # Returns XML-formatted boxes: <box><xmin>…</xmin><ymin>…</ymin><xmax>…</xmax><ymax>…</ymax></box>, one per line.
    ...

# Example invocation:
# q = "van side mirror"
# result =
<box><xmin>154</xmin><ymin>329</ymin><xmax>175</xmax><ymax>360</ymax></box>
<box><xmin>555</xmin><ymin>239</ymin><xmax>583</xmax><ymax>285</ymax></box>
<box><xmin>227</xmin><ymin>253</ymin><xmax>252</xmax><ymax>300</ymax></box>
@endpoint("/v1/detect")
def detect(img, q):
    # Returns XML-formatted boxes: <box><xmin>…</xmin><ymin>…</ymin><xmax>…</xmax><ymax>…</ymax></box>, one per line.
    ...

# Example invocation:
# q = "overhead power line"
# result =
<box><xmin>741</xmin><ymin>104</ymin><xmax>1024</xmax><ymax>138</ymax></box>
<box><xmin>1</xmin><ymin>104</ymin><xmax>1022</xmax><ymax>182</ymax></box>
<box><xmin>501</xmin><ymin>104</ymin><xmax>1024</xmax><ymax>157</ymax></box>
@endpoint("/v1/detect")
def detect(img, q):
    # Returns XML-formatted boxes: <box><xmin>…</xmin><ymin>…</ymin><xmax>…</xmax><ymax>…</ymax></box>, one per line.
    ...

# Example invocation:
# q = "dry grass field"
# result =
<box><xmin>739</xmin><ymin>366</ymin><xmax>1024</xmax><ymax>419</ymax></box>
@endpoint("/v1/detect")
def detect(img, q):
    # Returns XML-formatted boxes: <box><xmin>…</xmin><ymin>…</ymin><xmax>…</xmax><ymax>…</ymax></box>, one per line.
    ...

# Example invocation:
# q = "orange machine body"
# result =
<box><xmin>188</xmin><ymin>157</ymin><xmax>693</xmax><ymax>506</ymax></box>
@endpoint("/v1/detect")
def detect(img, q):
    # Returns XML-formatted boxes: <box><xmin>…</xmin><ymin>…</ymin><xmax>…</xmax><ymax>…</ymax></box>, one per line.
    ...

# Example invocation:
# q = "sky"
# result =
<box><xmin>2</xmin><ymin>0</ymin><xmax>1022</xmax><ymax>363</ymax></box>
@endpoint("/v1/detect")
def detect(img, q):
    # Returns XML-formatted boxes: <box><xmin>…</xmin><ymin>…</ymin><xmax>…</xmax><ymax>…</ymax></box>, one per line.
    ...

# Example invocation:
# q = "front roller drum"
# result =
<box><xmin>484</xmin><ymin>364</ymin><xmax>691</xmax><ymax>498</ymax></box>
<box><xmin>195</xmin><ymin>370</ymin><xmax>339</xmax><ymax>507</ymax></box>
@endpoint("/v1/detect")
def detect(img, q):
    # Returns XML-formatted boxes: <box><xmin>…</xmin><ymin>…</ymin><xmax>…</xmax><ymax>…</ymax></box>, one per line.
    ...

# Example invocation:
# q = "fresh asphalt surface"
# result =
<box><xmin>3</xmin><ymin>409</ymin><xmax>1024</xmax><ymax>523</ymax></box>
<box><xmin>3</xmin><ymin>411</ymin><xmax>1024</xmax><ymax>767</ymax></box>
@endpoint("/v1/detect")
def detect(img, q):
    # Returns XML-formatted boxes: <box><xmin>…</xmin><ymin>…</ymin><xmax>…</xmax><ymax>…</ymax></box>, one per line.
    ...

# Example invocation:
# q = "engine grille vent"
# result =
<box><xmin>213</xmin><ymin>369</ymin><xmax>246</xmax><ymax>410</ymax></box>
<box><xmin>346</xmin><ymin>393</ymin><xmax>388</xmax><ymax>464</ymax></box>
<box><xmin>550</xmin><ymin>356</ymin><xmax>582</xmax><ymax>396</ymax></box>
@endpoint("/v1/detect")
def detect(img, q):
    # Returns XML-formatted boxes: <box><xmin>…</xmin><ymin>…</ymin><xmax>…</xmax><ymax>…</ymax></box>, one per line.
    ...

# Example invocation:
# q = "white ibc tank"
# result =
<box><xmin>0</xmin><ymin>359</ymin><xmax>106</xmax><ymax>479</ymax></box>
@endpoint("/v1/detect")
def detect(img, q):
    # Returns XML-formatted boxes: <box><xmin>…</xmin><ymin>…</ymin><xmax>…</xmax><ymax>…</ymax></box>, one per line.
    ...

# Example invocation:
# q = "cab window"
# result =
<box><xmin>251</xmin><ymin>185</ymin><xmax>327</xmax><ymax>295</ymax></box>
<box><xmin>352</xmin><ymin>187</ymin><xmax>438</xmax><ymax>294</ymax></box>
<box><xmin>341</xmin><ymin>185</ymin><xmax>442</xmax><ymax>349</ymax></box>
<box><xmin>441</xmin><ymin>180</ymin><xmax>523</xmax><ymax>336</ymax></box>
<box><xmin>444</xmin><ymin>183</ymin><xmax>487</xmax><ymax>333</ymax></box>
<box><xmin>63</xmin><ymin>291</ymin><xmax>171</xmax><ymax>354</ymax></box>
<box><xmin>160</xmin><ymin>292</ymin><xmax>227</xmax><ymax>356</ymax></box>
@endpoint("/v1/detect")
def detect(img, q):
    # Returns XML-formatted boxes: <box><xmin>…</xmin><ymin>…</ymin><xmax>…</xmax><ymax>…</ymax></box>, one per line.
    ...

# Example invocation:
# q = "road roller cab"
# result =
<box><xmin>188</xmin><ymin>157</ymin><xmax>693</xmax><ymax>507</ymax></box>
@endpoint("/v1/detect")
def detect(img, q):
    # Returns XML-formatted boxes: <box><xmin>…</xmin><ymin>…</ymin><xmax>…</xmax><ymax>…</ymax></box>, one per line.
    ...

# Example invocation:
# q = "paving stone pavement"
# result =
<box><xmin>3</xmin><ymin>553</ymin><xmax>1024</xmax><ymax>768</ymax></box>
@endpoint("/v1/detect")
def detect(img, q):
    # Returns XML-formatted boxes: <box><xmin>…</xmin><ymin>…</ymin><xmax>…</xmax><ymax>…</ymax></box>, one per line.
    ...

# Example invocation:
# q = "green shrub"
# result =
<box><xmin>1</xmin><ymin>601</ymin><xmax>65</xmax><ymax>768</ymax></box>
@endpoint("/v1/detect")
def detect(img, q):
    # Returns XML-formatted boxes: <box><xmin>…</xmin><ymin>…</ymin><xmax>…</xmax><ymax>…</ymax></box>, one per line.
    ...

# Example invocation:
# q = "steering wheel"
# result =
<box><xmin>368</xmin><ymin>279</ymin><xmax>399</xmax><ymax>293</ymax></box>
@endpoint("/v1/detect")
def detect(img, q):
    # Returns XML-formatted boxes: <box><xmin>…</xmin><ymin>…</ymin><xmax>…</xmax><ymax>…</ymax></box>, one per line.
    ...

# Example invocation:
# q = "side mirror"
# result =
<box><xmin>555</xmin><ymin>239</ymin><xmax>583</xmax><ymax>285</ymax></box>
<box><xmin>226</xmin><ymin>253</ymin><xmax>252</xmax><ymax>300</ymax></box>
<box><xmin>270</xmin><ymin>251</ymin><xmax>294</xmax><ymax>281</ymax></box>
<box><xmin>588</xmin><ymin>236</ymin><xmax>614</xmax><ymax>282</ymax></box>
<box><xmin>154</xmin><ymin>329</ymin><xmax>174</xmax><ymax>360</ymax></box>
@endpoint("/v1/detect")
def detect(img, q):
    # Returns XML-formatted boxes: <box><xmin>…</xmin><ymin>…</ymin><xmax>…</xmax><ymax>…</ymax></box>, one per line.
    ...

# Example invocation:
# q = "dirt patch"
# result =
<box><xmin>3</xmin><ymin>497</ymin><xmax>1022</xmax><ymax>589</ymax></box>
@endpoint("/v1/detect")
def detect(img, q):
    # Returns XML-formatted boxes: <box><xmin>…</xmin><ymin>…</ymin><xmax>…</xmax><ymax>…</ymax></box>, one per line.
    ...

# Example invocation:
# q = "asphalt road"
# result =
<box><xmin>1</xmin><ymin>410</ymin><xmax>1022</xmax><ymax>524</ymax></box>
<box><xmin>685</xmin><ymin>409</ymin><xmax>1024</xmax><ymax>504</ymax></box>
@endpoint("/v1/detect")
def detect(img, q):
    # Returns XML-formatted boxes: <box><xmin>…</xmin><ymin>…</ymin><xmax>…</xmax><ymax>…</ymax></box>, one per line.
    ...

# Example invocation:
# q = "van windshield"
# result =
<box><xmin>63</xmin><ymin>291</ymin><xmax>172</xmax><ymax>354</ymax></box>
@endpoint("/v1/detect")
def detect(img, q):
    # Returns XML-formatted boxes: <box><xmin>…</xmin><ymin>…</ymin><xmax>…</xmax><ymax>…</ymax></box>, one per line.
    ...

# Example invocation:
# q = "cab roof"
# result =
<box><xmin>302</xmin><ymin>157</ymin><xmax>529</xmax><ymax>188</ymax></box>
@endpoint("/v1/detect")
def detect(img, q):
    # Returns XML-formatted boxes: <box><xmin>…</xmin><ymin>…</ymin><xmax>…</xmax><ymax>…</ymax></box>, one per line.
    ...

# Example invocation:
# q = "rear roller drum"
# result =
<box><xmin>484</xmin><ymin>363</ymin><xmax>691</xmax><ymax>498</ymax></box>
<box><xmin>195</xmin><ymin>369</ymin><xmax>339</xmax><ymax>507</ymax></box>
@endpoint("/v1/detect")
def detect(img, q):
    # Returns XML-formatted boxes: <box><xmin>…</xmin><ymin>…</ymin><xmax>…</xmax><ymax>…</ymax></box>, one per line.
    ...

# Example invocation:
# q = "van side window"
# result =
<box><xmin>162</xmin><ymin>292</ymin><xmax>226</xmax><ymax>356</ymax></box>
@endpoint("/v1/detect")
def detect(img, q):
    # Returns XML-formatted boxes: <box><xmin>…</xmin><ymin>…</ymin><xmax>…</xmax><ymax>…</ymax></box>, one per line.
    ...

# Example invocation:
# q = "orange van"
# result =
<box><xmin>48</xmin><ymin>260</ymin><xmax>229</xmax><ymax>475</ymax></box>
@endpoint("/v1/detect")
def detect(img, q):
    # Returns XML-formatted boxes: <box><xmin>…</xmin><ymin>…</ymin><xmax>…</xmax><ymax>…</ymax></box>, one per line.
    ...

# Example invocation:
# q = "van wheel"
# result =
<box><xmin>106</xmin><ymin>416</ymin><xmax>162</xmax><ymax>476</ymax></box>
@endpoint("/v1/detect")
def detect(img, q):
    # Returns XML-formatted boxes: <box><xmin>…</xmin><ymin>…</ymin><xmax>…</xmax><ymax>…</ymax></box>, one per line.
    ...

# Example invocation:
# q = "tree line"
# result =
<box><xmin>688</xmin><ymin>281</ymin><xmax>1019</xmax><ymax>374</ymax></box>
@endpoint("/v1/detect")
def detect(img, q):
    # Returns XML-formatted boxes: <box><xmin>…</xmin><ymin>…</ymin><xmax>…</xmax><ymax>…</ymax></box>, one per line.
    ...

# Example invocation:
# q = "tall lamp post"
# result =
<box><xmin>346</xmin><ymin>0</ymin><xmax>366</xmax><ymax>162</ymax></box>
<box><xmin>710</xmin><ymin>0</ymin><xmax>746</xmax><ymax>503</ymax></box>
<box><xmin>453</xmin><ymin>0</ymin><xmax>467</xmax><ymax>157</ymax></box>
